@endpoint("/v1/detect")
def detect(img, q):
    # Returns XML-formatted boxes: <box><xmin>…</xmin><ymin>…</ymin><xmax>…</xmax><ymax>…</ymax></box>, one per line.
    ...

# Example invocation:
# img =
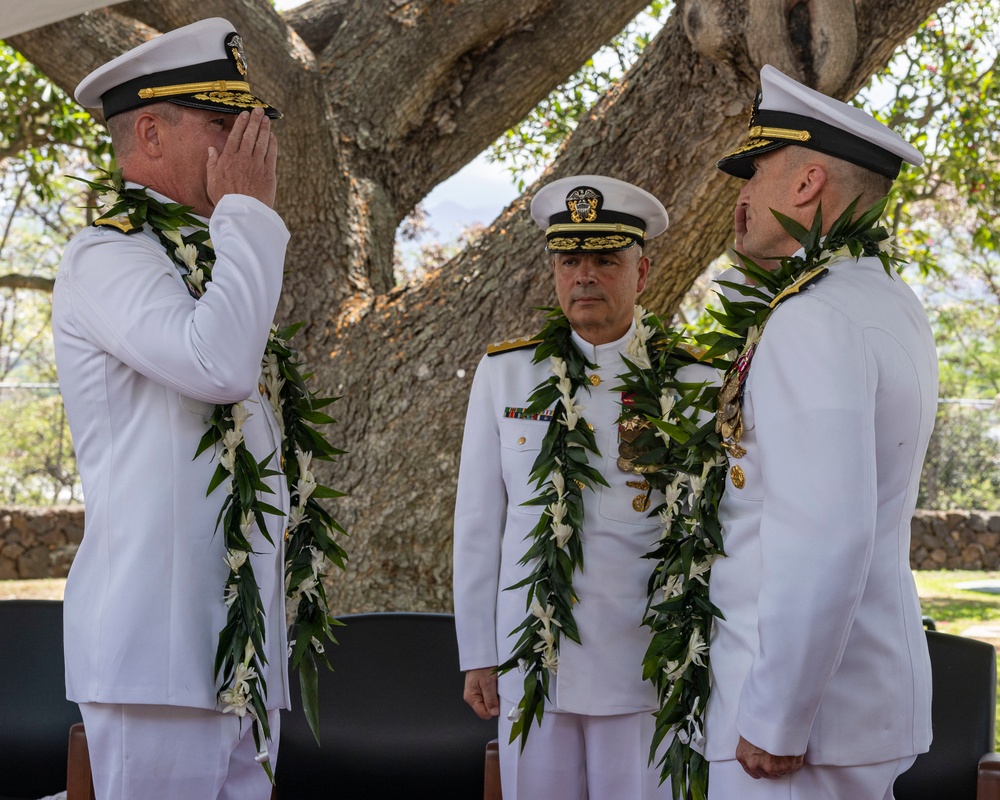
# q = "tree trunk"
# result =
<box><xmin>10</xmin><ymin>0</ymin><xmax>948</xmax><ymax>612</ymax></box>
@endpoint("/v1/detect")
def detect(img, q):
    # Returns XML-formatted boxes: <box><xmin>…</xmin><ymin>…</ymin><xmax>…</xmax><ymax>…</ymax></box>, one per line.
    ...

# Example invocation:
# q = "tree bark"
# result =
<box><xmin>9</xmin><ymin>0</ymin><xmax>948</xmax><ymax>613</ymax></box>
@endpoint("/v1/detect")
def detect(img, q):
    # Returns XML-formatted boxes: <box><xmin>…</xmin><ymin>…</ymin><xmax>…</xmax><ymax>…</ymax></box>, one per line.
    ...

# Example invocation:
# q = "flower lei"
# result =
<box><xmin>79</xmin><ymin>169</ymin><xmax>348</xmax><ymax>779</ymax></box>
<box><xmin>500</xmin><ymin>196</ymin><xmax>898</xmax><ymax>800</ymax></box>
<box><xmin>496</xmin><ymin>308</ymin><xmax>608</xmax><ymax>746</ymax></box>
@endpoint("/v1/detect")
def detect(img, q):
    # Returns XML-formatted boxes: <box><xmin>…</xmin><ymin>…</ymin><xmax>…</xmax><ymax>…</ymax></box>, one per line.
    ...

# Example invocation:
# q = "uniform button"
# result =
<box><xmin>517</xmin><ymin>437</ymin><xmax>526</xmax><ymax>445</ymax></box>
<box><xmin>589</xmin><ymin>374</ymin><xmax>601</xmax><ymax>386</ymax></box>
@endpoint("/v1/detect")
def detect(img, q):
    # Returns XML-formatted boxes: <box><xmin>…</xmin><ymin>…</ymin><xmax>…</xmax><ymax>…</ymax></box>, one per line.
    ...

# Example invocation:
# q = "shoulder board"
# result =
<box><xmin>93</xmin><ymin>214</ymin><xmax>141</xmax><ymax>235</ymax></box>
<box><xmin>769</xmin><ymin>265</ymin><xmax>829</xmax><ymax>309</ymax></box>
<box><xmin>486</xmin><ymin>336</ymin><xmax>541</xmax><ymax>357</ymax></box>
<box><xmin>675</xmin><ymin>342</ymin><xmax>710</xmax><ymax>361</ymax></box>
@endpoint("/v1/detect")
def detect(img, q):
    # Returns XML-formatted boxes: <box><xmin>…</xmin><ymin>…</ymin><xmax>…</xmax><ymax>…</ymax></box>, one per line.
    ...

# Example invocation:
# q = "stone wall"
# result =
<box><xmin>911</xmin><ymin>509</ymin><xmax>1000</xmax><ymax>570</ymax></box>
<box><xmin>1</xmin><ymin>506</ymin><xmax>998</xmax><ymax>580</ymax></box>
<box><xmin>0</xmin><ymin>506</ymin><xmax>84</xmax><ymax>580</ymax></box>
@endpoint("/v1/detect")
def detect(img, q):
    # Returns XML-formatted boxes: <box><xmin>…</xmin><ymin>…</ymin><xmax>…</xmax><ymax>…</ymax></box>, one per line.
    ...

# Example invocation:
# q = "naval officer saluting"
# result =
<box><xmin>55</xmin><ymin>18</ymin><xmax>289</xmax><ymax>800</ymax></box>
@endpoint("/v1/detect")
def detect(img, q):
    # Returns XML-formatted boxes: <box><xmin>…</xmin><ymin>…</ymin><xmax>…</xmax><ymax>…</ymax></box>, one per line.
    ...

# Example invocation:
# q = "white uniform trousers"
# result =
<box><xmin>79</xmin><ymin>702</ymin><xmax>280</xmax><ymax>800</ymax></box>
<box><xmin>499</xmin><ymin>698</ymin><xmax>670</xmax><ymax>800</ymax></box>
<box><xmin>708</xmin><ymin>755</ymin><xmax>917</xmax><ymax>800</ymax></box>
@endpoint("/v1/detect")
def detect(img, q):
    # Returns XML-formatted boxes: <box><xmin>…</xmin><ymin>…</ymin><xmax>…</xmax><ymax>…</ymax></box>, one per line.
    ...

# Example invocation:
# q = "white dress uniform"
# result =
<box><xmin>53</xmin><ymin>189</ymin><xmax>290</xmax><ymax>797</ymax></box>
<box><xmin>54</xmin><ymin>188</ymin><xmax>290</xmax><ymax>710</ymax></box>
<box><xmin>703</xmin><ymin>255</ymin><xmax>936</xmax><ymax>795</ymax></box>
<box><xmin>455</xmin><ymin>323</ymin><xmax>713</xmax><ymax>798</ymax></box>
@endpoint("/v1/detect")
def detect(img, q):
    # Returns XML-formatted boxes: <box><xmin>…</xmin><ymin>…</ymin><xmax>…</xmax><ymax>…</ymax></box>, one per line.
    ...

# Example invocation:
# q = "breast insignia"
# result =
<box><xmin>486</xmin><ymin>336</ymin><xmax>542</xmax><ymax>357</ymax></box>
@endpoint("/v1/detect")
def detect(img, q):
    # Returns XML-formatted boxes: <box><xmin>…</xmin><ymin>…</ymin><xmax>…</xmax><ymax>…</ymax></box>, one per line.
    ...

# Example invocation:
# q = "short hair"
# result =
<box><xmin>106</xmin><ymin>101</ymin><xmax>183</xmax><ymax>164</ymax></box>
<box><xmin>786</xmin><ymin>146</ymin><xmax>893</xmax><ymax>208</ymax></box>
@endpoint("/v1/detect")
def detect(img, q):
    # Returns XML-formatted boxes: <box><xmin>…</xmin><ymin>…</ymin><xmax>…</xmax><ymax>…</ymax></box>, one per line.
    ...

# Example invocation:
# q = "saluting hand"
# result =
<box><xmin>206</xmin><ymin>106</ymin><xmax>278</xmax><ymax>209</ymax></box>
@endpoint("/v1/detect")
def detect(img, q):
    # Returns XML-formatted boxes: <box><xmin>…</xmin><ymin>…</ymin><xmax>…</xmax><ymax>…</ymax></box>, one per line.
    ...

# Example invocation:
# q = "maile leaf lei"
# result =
<box><xmin>77</xmin><ymin>168</ymin><xmax>348</xmax><ymax>780</ymax></box>
<box><xmin>497</xmin><ymin>308</ymin><xmax>608</xmax><ymax>748</ymax></box>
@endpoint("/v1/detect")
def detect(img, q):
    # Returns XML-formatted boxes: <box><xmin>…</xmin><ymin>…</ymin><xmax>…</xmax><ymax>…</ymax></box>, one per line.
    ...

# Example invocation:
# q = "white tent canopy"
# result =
<box><xmin>0</xmin><ymin>0</ymin><xmax>128</xmax><ymax>39</ymax></box>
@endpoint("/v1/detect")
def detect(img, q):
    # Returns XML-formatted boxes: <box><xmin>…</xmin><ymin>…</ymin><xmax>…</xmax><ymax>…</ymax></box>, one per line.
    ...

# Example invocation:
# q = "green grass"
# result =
<box><xmin>914</xmin><ymin>570</ymin><xmax>1000</xmax><ymax>749</ymax></box>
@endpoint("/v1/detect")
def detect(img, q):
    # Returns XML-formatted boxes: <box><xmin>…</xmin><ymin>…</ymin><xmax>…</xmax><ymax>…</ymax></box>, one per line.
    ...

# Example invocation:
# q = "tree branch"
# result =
<box><xmin>0</xmin><ymin>274</ymin><xmax>55</xmax><ymax>293</ymax></box>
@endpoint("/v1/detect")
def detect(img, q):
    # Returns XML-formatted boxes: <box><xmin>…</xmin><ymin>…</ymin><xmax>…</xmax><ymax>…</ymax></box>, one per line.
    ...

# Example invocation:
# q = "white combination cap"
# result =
<box><xmin>75</xmin><ymin>17</ymin><xmax>280</xmax><ymax>120</ymax></box>
<box><xmin>530</xmin><ymin>174</ymin><xmax>668</xmax><ymax>253</ymax></box>
<box><xmin>718</xmin><ymin>64</ymin><xmax>921</xmax><ymax>179</ymax></box>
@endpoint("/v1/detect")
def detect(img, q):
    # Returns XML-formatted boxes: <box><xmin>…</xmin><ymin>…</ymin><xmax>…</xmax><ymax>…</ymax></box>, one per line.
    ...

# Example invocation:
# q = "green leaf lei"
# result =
<box><xmin>501</xmin><ymin>196</ymin><xmax>899</xmax><ymax>800</ymax></box>
<box><xmin>77</xmin><ymin>169</ymin><xmax>348</xmax><ymax>779</ymax></box>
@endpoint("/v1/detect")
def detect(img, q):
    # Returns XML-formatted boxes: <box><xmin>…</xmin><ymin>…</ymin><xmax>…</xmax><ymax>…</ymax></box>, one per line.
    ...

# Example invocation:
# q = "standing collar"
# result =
<box><xmin>570</xmin><ymin>320</ymin><xmax>636</xmax><ymax>365</ymax></box>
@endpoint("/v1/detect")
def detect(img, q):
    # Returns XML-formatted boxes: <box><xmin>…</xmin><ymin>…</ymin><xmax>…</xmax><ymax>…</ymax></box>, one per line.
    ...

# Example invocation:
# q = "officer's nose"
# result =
<box><xmin>576</xmin><ymin>259</ymin><xmax>597</xmax><ymax>285</ymax></box>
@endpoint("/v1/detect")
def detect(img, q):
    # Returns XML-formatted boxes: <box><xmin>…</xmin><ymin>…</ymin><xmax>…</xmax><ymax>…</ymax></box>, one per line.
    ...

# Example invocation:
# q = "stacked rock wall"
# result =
<box><xmin>1</xmin><ymin>506</ymin><xmax>999</xmax><ymax>580</ymax></box>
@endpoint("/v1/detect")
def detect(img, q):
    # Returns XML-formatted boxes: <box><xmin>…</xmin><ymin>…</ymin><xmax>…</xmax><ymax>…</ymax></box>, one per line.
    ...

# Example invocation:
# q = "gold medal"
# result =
<box><xmin>730</xmin><ymin>464</ymin><xmax>746</xmax><ymax>489</ymax></box>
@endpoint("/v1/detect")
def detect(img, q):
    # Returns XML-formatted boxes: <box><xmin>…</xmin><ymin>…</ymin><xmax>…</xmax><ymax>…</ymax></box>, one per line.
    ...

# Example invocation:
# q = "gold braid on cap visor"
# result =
<box><xmin>747</xmin><ymin>125</ymin><xmax>812</xmax><ymax>142</ymax></box>
<box><xmin>138</xmin><ymin>80</ymin><xmax>251</xmax><ymax>99</ymax></box>
<box><xmin>545</xmin><ymin>222</ymin><xmax>646</xmax><ymax>238</ymax></box>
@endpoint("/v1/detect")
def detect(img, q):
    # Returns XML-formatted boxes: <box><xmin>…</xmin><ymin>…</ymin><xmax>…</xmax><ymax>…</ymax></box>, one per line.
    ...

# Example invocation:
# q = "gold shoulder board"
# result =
<box><xmin>769</xmin><ymin>265</ymin><xmax>829</xmax><ymax>309</ymax></box>
<box><xmin>93</xmin><ymin>214</ymin><xmax>140</xmax><ymax>234</ymax></box>
<box><xmin>675</xmin><ymin>342</ymin><xmax>710</xmax><ymax>361</ymax></box>
<box><xmin>486</xmin><ymin>336</ymin><xmax>541</xmax><ymax>357</ymax></box>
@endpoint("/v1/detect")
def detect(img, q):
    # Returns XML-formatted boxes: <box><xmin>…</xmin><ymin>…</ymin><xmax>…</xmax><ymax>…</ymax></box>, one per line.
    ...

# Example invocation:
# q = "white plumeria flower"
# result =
<box><xmin>296</xmin><ymin>574</ymin><xmax>321</xmax><ymax>603</ymax></box>
<box><xmin>220</xmin><ymin>685</ymin><xmax>250</xmax><ymax>717</ymax></box>
<box><xmin>288</xmin><ymin>505</ymin><xmax>308</xmax><ymax>530</ymax></box>
<box><xmin>550</xmin><ymin>470</ymin><xmax>566</xmax><ymax>499</ymax></box>
<box><xmin>541</xmin><ymin>651</ymin><xmax>559</xmax><ymax>673</ymax></box>
<box><xmin>530</xmin><ymin>600</ymin><xmax>556</xmax><ymax>625</ymax></box>
<box><xmin>661</xmin><ymin>574</ymin><xmax>684</xmax><ymax>599</ymax></box>
<box><xmin>560</xmin><ymin>395</ymin><xmax>583</xmax><ymax>431</ymax></box>
<box><xmin>233</xmin><ymin>660</ymin><xmax>259</xmax><ymax>694</ymax></box>
<box><xmin>551</xmin><ymin>521</ymin><xmax>574</xmax><ymax>549</ymax></box>
<box><xmin>296</xmin><ymin>472</ymin><xmax>318</xmax><ymax>505</ymax></box>
<box><xmin>177</xmin><ymin>242</ymin><xmax>199</xmax><ymax>270</ymax></box>
<box><xmin>223</xmin><ymin>582</ymin><xmax>239</xmax><ymax>608</ymax></box>
<box><xmin>309</xmin><ymin>545</ymin><xmax>327</xmax><ymax>576</ymax></box>
<box><xmin>162</xmin><ymin>229</ymin><xmax>184</xmax><ymax>247</ymax></box>
<box><xmin>688</xmin><ymin>556</ymin><xmax>714</xmax><ymax>586</ymax></box>
<box><xmin>230</xmin><ymin>402</ymin><xmax>252</xmax><ymax>434</ymax></box>
<box><xmin>548</xmin><ymin>499</ymin><xmax>568</xmax><ymax>525</ymax></box>
<box><xmin>688</xmin><ymin>474</ymin><xmax>706</xmax><ymax>502</ymax></box>
<box><xmin>517</xmin><ymin>658</ymin><xmax>529</xmax><ymax>674</ymax></box>
<box><xmin>98</xmin><ymin>190</ymin><xmax>121</xmax><ymax>209</ymax></box>
<box><xmin>187</xmin><ymin>267</ymin><xmax>205</xmax><ymax>294</ymax></box>
<box><xmin>220</xmin><ymin>448</ymin><xmax>236</xmax><ymax>474</ymax></box>
<box><xmin>222</xmin><ymin>428</ymin><xmax>244</xmax><ymax>452</ymax></box>
<box><xmin>624</xmin><ymin>320</ymin><xmax>653</xmax><ymax>370</ymax></box>
<box><xmin>686</xmin><ymin>629</ymin><xmax>709</xmax><ymax>668</ymax></box>
<box><xmin>659</xmin><ymin>392</ymin><xmax>676</xmax><ymax>421</ymax></box>
<box><xmin>662</xmin><ymin>479</ymin><xmax>684</xmax><ymax>515</ymax></box>
<box><xmin>225</xmin><ymin>549</ymin><xmax>249</xmax><ymax>572</ymax></box>
<box><xmin>239</xmin><ymin>511</ymin><xmax>255</xmax><ymax>539</ymax></box>
<box><xmin>296</xmin><ymin>449</ymin><xmax>313</xmax><ymax>480</ymax></box>
<box><xmin>549</xmin><ymin>356</ymin><xmax>568</xmax><ymax>380</ymax></box>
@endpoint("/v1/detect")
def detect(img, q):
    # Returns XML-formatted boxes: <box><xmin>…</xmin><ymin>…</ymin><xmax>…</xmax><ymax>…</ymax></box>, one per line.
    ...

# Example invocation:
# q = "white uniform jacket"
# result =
<box><xmin>454</xmin><ymin>325</ymin><xmax>709</xmax><ymax>715</ymax></box>
<box><xmin>53</xmin><ymin>191</ymin><xmax>291</xmax><ymax>712</ymax></box>
<box><xmin>704</xmin><ymin>256</ymin><xmax>936</xmax><ymax>765</ymax></box>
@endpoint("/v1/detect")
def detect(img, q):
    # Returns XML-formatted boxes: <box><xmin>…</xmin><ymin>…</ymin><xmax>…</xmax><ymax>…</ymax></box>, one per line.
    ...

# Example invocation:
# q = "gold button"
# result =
<box><xmin>517</xmin><ymin>437</ymin><xmax>526</xmax><ymax>445</ymax></box>
<box><xmin>730</xmin><ymin>464</ymin><xmax>746</xmax><ymax>489</ymax></box>
<box><xmin>589</xmin><ymin>374</ymin><xmax>601</xmax><ymax>386</ymax></box>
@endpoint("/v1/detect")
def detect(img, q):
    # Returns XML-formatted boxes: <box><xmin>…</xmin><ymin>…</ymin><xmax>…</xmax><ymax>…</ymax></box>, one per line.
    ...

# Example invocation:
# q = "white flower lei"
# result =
<box><xmin>83</xmin><ymin>170</ymin><xmax>348</xmax><ymax>780</ymax></box>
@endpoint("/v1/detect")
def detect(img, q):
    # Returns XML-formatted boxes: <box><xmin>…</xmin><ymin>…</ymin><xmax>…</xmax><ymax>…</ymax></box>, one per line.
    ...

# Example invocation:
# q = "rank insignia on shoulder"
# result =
<box><xmin>93</xmin><ymin>214</ymin><xmax>141</xmax><ymax>234</ymax></box>
<box><xmin>486</xmin><ymin>336</ymin><xmax>541</xmax><ymax>356</ymax></box>
<box><xmin>770</xmin><ymin>265</ymin><xmax>829</xmax><ymax>308</ymax></box>
<box><xmin>675</xmin><ymin>341</ymin><xmax>710</xmax><ymax>361</ymax></box>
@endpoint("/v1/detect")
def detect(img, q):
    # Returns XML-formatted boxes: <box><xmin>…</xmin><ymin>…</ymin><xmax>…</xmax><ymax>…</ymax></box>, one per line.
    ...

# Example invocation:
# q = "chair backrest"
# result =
<box><xmin>0</xmin><ymin>599</ymin><xmax>82</xmax><ymax>800</ymax></box>
<box><xmin>275</xmin><ymin>612</ymin><xmax>498</xmax><ymax>799</ymax></box>
<box><xmin>894</xmin><ymin>630</ymin><xmax>997</xmax><ymax>800</ymax></box>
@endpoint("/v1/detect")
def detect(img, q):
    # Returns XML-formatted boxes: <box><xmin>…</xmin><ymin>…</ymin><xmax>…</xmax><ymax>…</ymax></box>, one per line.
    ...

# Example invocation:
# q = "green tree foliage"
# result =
<box><xmin>487</xmin><ymin>1</ymin><xmax>671</xmax><ymax>190</ymax></box>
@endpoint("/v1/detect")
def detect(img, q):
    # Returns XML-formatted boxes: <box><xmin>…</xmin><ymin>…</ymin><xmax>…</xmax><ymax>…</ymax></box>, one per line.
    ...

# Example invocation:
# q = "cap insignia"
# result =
<box><xmin>226</xmin><ymin>32</ymin><xmax>248</xmax><ymax>78</ymax></box>
<box><xmin>565</xmin><ymin>186</ymin><xmax>602</xmax><ymax>223</ymax></box>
